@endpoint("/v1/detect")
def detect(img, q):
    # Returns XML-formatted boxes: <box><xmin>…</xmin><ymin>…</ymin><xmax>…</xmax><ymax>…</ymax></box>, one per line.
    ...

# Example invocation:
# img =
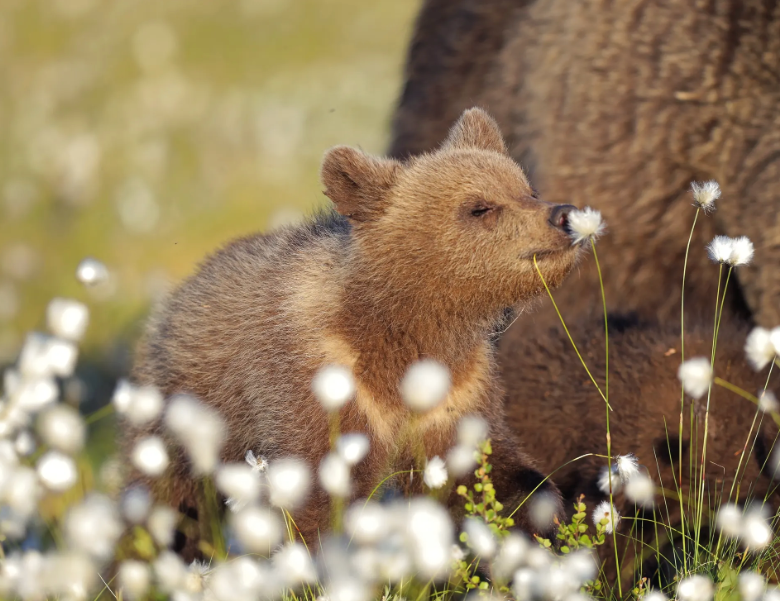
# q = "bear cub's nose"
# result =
<box><xmin>548</xmin><ymin>204</ymin><xmax>576</xmax><ymax>232</ymax></box>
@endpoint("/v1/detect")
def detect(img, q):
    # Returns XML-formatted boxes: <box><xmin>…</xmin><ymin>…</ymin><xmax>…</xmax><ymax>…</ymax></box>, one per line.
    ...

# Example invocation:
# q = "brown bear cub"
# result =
<box><xmin>128</xmin><ymin>108</ymin><xmax>583</xmax><ymax>556</ymax></box>
<box><xmin>500</xmin><ymin>317</ymin><xmax>780</xmax><ymax>583</ymax></box>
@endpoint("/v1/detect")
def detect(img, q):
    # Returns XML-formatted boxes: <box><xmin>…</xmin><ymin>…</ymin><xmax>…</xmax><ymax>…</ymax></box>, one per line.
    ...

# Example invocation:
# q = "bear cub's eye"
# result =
<box><xmin>470</xmin><ymin>203</ymin><xmax>494</xmax><ymax>217</ymax></box>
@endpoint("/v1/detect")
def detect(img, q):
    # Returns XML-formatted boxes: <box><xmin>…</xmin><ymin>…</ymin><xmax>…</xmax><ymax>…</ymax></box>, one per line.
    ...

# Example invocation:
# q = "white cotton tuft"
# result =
<box><xmin>446</xmin><ymin>444</ymin><xmax>477</xmax><ymax>478</ymax></box>
<box><xmin>405</xmin><ymin>498</ymin><xmax>454</xmax><ymax>580</ymax></box>
<box><xmin>400</xmin><ymin>359</ymin><xmax>451</xmax><ymax>412</ymax></box>
<box><xmin>758</xmin><ymin>390</ymin><xmax>779</xmax><ymax>414</ymax></box>
<box><xmin>742</xmin><ymin>507</ymin><xmax>772</xmax><ymax>549</ymax></box>
<box><xmin>457</xmin><ymin>414</ymin><xmax>489</xmax><ymax>448</ymax></box>
<box><xmin>165</xmin><ymin>394</ymin><xmax>225</xmax><ymax>474</ymax></box>
<box><xmin>567</xmin><ymin>207</ymin><xmax>605</xmax><ymax>245</ymax></box>
<box><xmin>423</xmin><ymin>456</ymin><xmax>448</xmax><ymax>489</ymax></box>
<box><xmin>37</xmin><ymin>405</ymin><xmax>85</xmax><ymax>454</ymax></box>
<box><xmin>528</xmin><ymin>491</ymin><xmax>559</xmax><ymax>531</ymax></box>
<box><xmin>46</xmin><ymin>298</ymin><xmax>89</xmax><ymax>342</ymax></box>
<box><xmin>121</xmin><ymin>486</ymin><xmax>151</xmax><ymax>524</ymax></box>
<box><xmin>230</xmin><ymin>506</ymin><xmax>283</xmax><ymax>554</ymax></box>
<box><xmin>36</xmin><ymin>451</ymin><xmax>77</xmax><ymax>492</ymax></box>
<box><xmin>491</xmin><ymin>533</ymin><xmax>529</xmax><ymax>581</ymax></box>
<box><xmin>76</xmin><ymin>257</ymin><xmax>109</xmax><ymax>286</ymax></box>
<box><xmin>691</xmin><ymin>180</ymin><xmax>721</xmax><ymax>213</ymax></box>
<box><xmin>18</xmin><ymin>333</ymin><xmax>78</xmax><ymax>380</ymax></box>
<box><xmin>771</xmin><ymin>326</ymin><xmax>780</xmax><ymax>357</ymax></box>
<box><xmin>112</xmin><ymin>380</ymin><xmax>163</xmax><ymax>425</ymax></box>
<box><xmin>345</xmin><ymin>501</ymin><xmax>388</xmax><ymax>544</ymax></box>
<box><xmin>644</xmin><ymin>592</ymin><xmax>668</xmax><ymax>601</ymax></box>
<box><xmin>267</xmin><ymin>457</ymin><xmax>311</xmax><ymax>509</ymax></box>
<box><xmin>592</xmin><ymin>500</ymin><xmax>620</xmax><ymax>534</ymax></box>
<box><xmin>244</xmin><ymin>449</ymin><xmax>268</xmax><ymax>473</ymax></box>
<box><xmin>729</xmin><ymin>236</ymin><xmax>754</xmax><ymax>266</ymax></box>
<box><xmin>131</xmin><ymin>436</ymin><xmax>169</xmax><ymax>477</ymax></box>
<box><xmin>739</xmin><ymin>571</ymin><xmax>766</xmax><ymax>601</ymax></box>
<box><xmin>597</xmin><ymin>467</ymin><xmax>621</xmax><ymax>495</ymax></box>
<box><xmin>716</xmin><ymin>503</ymin><xmax>743</xmax><ymax>538</ymax></box>
<box><xmin>318</xmin><ymin>452</ymin><xmax>351</xmax><ymax>497</ymax></box>
<box><xmin>678</xmin><ymin>575</ymin><xmax>714</xmax><ymax>601</ymax></box>
<box><xmin>148</xmin><ymin>505</ymin><xmax>178</xmax><ymax>547</ymax></box>
<box><xmin>707</xmin><ymin>235</ymin><xmax>733</xmax><ymax>264</ymax></box>
<box><xmin>216</xmin><ymin>463</ymin><xmax>262</xmax><ymax>511</ymax></box>
<box><xmin>312</xmin><ymin>365</ymin><xmax>355</xmax><ymax>411</ymax></box>
<box><xmin>463</xmin><ymin>517</ymin><xmax>497</xmax><ymax>559</ymax></box>
<box><xmin>677</xmin><ymin>357</ymin><xmax>712</xmax><ymax>399</ymax></box>
<box><xmin>615</xmin><ymin>454</ymin><xmax>639</xmax><ymax>481</ymax></box>
<box><xmin>273</xmin><ymin>542</ymin><xmax>317</xmax><ymax>586</ymax></box>
<box><xmin>64</xmin><ymin>494</ymin><xmax>123</xmax><ymax>561</ymax></box>
<box><xmin>624</xmin><ymin>473</ymin><xmax>655</xmax><ymax>506</ymax></box>
<box><xmin>745</xmin><ymin>327</ymin><xmax>776</xmax><ymax>371</ymax></box>
<box><xmin>336</xmin><ymin>433</ymin><xmax>369</xmax><ymax>466</ymax></box>
<box><xmin>118</xmin><ymin>560</ymin><xmax>151</xmax><ymax>600</ymax></box>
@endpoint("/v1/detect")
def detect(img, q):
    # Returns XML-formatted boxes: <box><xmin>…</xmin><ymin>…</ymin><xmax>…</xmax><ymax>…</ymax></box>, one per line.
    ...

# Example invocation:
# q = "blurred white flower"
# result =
<box><xmin>45</xmin><ymin>552</ymin><xmax>98</xmax><ymax>601</ymax></box>
<box><xmin>116</xmin><ymin>178</ymin><xmax>159</xmax><ymax>234</ymax></box>
<box><xmin>404</xmin><ymin>498</ymin><xmax>454</xmax><ymax>580</ymax></box>
<box><xmin>336</xmin><ymin>433</ymin><xmax>369</xmax><ymax>466</ymax></box>
<box><xmin>231</xmin><ymin>506</ymin><xmax>283</xmax><ymax>554</ymax></box>
<box><xmin>567</xmin><ymin>207</ymin><xmax>605</xmax><ymax>245</ymax></box>
<box><xmin>245</xmin><ymin>449</ymin><xmax>268</xmax><ymax>473</ymax></box>
<box><xmin>46</xmin><ymin>298</ymin><xmax>89</xmax><ymax>342</ymax></box>
<box><xmin>217</xmin><ymin>462</ymin><xmax>262</xmax><ymax>512</ymax></box>
<box><xmin>770</xmin><ymin>326</ymin><xmax>780</xmax><ymax>358</ymax></box>
<box><xmin>677</xmin><ymin>357</ymin><xmax>712</xmax><ymax>399</ymax></box>
<box><xmin>644</xmin><ymin>592</ymin><xmax>668</xmax><ymax>601</ymax></box>
<box><xmin>76</xmin><ymin>257</ymin><xmax>109</xmax><ymax>287</ymax></box>
<box><xmin>707</xmin><ymin>235</ymin><xmax>733</xmax><ymax>264</ymax></box>
<box><xmin>319</xmin><ymin>452</ymin><xmax>351</xmax><ymax>497</ymax></box>
<box><xmin>267</xmin><ymin>457</ymin><xmax>310</xmax><ymax>509</ymax></box>
<box><xmin>624</xmin><ymin>473</ymin><xmax>655</xmax><ymax>506</ymax></box>
<box><xmin>131</xmin><ymin>436</ymin><xmax>169</xmax><ymax>477</ymax></box>
<box><xmin>492</xmin><ymin>533</ymin><xmax>528</xmax><ymax>581</ymax></box>
<box><xmin>14</xmin><ymin>430</ymin><xmax>36</xmax><ymax>457</ymax></box>
<box><xmin>528</xmin><ymin>491</ymin><xmax>559</xmax><ymax>531</ymax></box>
<box><xmin>312</xmin><ymin>365</ymin><xmax>355</xmax><ymax>411</ymax></box>
<box><xmin>4</xmin><ymin>467</ymin><xmax>41</xmax><ymax>519</ymax></box>
<box><xmin>758</xmin><ymin>390</ymin><xmax>779</xmax><ymax>413</ymax></box>
<box><xmin>153</xmin><ymin>551</ymin><xmax>188</xmax><ymax>593</ymax></box>
<box><xmin>38</xmin><ymin>405</ymin><xmax>85</xmax><ymax>454</ymax></box>
<box><xmin>564</xmin><ymin>550</ymin><xmax>598</xmax><ymax>585</ymax></box>
<box><xmin>148</xmin><ymin>505</ymin><xmax>178</xmax><ymax>548</ymax></box>
<box><xmin>400</xmin><ymin>359</ymin><xmax>451</xmax><ymax>412</ymax></box>
<box><xmin>739</xmin><ymin>572</ymin><xmax>766</xmax><ymax>601</ymax></box>
<box><xmin>597</xmin><ymin>466</ymin><xmax>621</xmax><ymax>495</ymax></box>
<box><xmin>121</xmin><ymin>486</ymin><xmax>152</xmax><ymax>524</ymax></box>
<box><xmin>325</xmin><ymin>578</ymin><xmax>369</xmax><ymax>601</ymax></box>
<box><xmin>729</xmin><ymin>236</ymin><xmax>754</xmax><ymax>266</ymax></box>
<box><xmin>64</xmin><ymin>494</ymin><xmax>123</xmax><ymax>560</ymax></box>
<box><xmin>11</xmin><ymin>376</ymin><xmax>58</xmax><ymax>414</ymax></box>
<box><xmin>208</xmin><ymin>557</ymin><xmax>268</xmax><ymax>601</ymax></box>
<box><xmin>592</xmin><ymin>500</ymin><xmax>620</xmax><ymax>534</ymax></box>
<box><xmin>513</xmin><ymin>567</ymin><xmax>540</xmax><ymax>601</ymax></box>
<box><xmin>345</xmin><ymin>501</ymin><xmax>388</xmax><ymax>544</ymax></box>
<box><xmin>463</xmin><ymin>517</ymin><xmax>496</xmax><ymax>559</ymax></box>
<box><xmin>457</xmin><ymin>414</ymin><xmax>489</xmax><ymax>447</ymax></box>
<box><xmin>165</xmin><ymin>394</ymin><xmax>225</xmax><ymax>474</ymax></box>
<box><xmin>746</xmin><ymin>327</ymin><xmax>776</xmax><ymax>371</ymax></box>
<box><xmin>691</xmin><ymin>180</ymin><xmax>721</xmax><ymax>213</ymax></box>
<box><xmin>423</xmin><ymin>456</ymin><xmax>448</xmax><ymax>489</ymax></box>
<box><xmin>678</xmin><ymin>575</ymin><xmax>714</xmax><ymax>601</ymax></box>
<box><xmin>19</xmin><ymin>332</ymin><xmax>78</xmax><ymax>379</ymax></box>
<box><xmin>615</xmin><ymin>454</ymin><xmax>639</xmax><ymax>480</ymax></box>
<box><xmin>742</xmin><ymin>507</ymin><xmax>772</xmax><ymax>549</ymax></box>
<box><xmin>716</xmin><ymin>503</ymin><xmax>743</xmax><ymax>538</ymax></box>
<box><xmin>447</xmin><ymin>444</ymin><xmax>477</xmax><ymax>478</ymax></box>
<box><xmin>37</xmin><ymin>450</ymin><xmax>77</xmax><ymax>491</ymax></box>
<box><xmin>118</xmin><ymin>560</ymin><xmax>151</xmax><ymax>600</ymax></box>
<box><xmin>273</xmin><ymin>542</ymin><xmax>317</xmax><ymax>586</ymax></box>
<box><xmin>112</xmin><ymin>380</ymin><xmax>163</xmax><ymax>425</ymax></box>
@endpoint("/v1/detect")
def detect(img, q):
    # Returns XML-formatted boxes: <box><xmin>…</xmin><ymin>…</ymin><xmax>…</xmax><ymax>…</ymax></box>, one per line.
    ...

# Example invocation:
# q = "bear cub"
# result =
<box><xmin>128</xmin><ymin>108</ymin><xmax>583</xmax><ymax>555</ymax></box>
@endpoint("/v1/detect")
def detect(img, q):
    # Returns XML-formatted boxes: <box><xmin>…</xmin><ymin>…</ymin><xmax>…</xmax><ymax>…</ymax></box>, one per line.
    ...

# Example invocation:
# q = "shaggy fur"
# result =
<box><xmin>500</xmin><ymin>317</ymin><xmax>780</xmax><ymax>584</ymax></box>
<box><xmin>128</xmin><ymin>108</ymin><xmax>583</xmax><ymax>557</ymax></box>
<box><xmin>390</xmin><ymin>0</ymin><xmax>780</xmax><ymax>327</ymax></box>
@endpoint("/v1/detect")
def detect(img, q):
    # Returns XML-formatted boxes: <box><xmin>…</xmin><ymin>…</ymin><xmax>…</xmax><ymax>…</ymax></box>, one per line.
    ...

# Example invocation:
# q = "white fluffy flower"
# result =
<box><xmin>76</xmin><ymin>257</ymin><xmax>109</xmax><ymax>286</ymax></box>
<box><xmin>597</xmin><ymin>467</ymin><xmax>621</xmax><ymax>495</ymax></box>
<box><xmin>742</xmin><ymin>508</ymin><xmax>772</xmax><ymax>549</ymax></box>
<box><xmin>245</xmin><ymin>449</ymin><xmax>268</xmax><ymax>473</ymax></box>
<box><xmin>423</xmin><ymin>456</ymin><xmax>448</xmax><ymax>489</ymax></box>
<box><xmin>148</xmin><ymin>505</ymin><xmax>178</xmax><ymax>547</ymax></box>
<box><xmin>457</xmin><ymin>414</ymin><xmax>489</xmax><ymax>447</ymax></box>
<box><xmin>121</xmin><ymin>486</ymin><xmax>151</xmax><ymax>524</ymax></box>
<box><xmin>491</xmin><ymin>533</ymin><xmax>529</xmax><ymax>581</ymax></box>
<box><xmin>678</xmin><ymin>357</ymin><xmax>713</xmax><ymax>399</ymax></box>
<box><xmin>37</xmin><ymin>405</ymin><xmax>85</xmax><ymax>454</ymax></box>
<box><xmin>624</xmin><ymin>473</ymin><xmax>655</xmax><ymax>506</ymax></box>
<box><xmin>707</xmin><ymin>235</ymin><xmax>733</xmax><ymax>264</ymax></box>
<box><xmin>771</xmin><ymin>326</ymin><xmax>780</xmax><ymax>357</ymax></box>
<box><xmin>319</xmin><ymin>452</ymin><xmax>351</xmax><ymax>497</ymax></box>
<box><xmin>267</xmin><ymin>457</ymin><xmax>311</xmax><ymax>509</ymax></box>
<box><xmin>567</xmin><ymin>207</ymin><xmax>605</xmax><ymax>245</ymax></box>
<box><xmin>729</xmin><ymin>236</ymin><xmax>754</xmax><ymax>266</ymax></box>
<box><xmin>273</xmin><ymin>542</ymin><xmax>317</xmax><ymax>586</ymax></box>
<box><xmin>716</xmin><ymin>503</ymin><xmax>743</xmax><ymax>538</ymax></box>
<box><xmin>37</xmin><ymin>451</ymin><xmax>77</xmax><ymax>491</ymax></box>
<box><xmin>404</xmin><ymin>498</ymin><xmax>454</xmax><ymax>579</ymax></box>
<box><xmin>336</xmin><ymin>433</ymin><xmax>369</xmax><ymax>466</ymax></box>
<box><xmin>64</xmin><ymin>494</ymin><xmax>123</xmax><ymax>560</ymax></box>
<box><xmin>400</xmin><ymin>359</ymin><xmax>451</xmax><ymax>412</ymax></box>
<box><xmin>165</xmin><ymin>394</ymin><xmax>225</xmax><ymax>474</ymax></box>
<box><xmin>345</xmin><ymin>501</ymin><xmax>388</xmax><ymax>544</ymax></box>
<box><xmin>592</xmin><ymin>500</ymin><xmax>620</xmax><ymax>534</ymax></box>
<box><xmin>208</xmin><ymin>557</ymin><xmax>267</xmax><ymax>601</ymax></box>
<box><xmin>463</xmin><ymin>517</ymin><xmax>496</xmax><ymax>559</ymax></box>
<box><xmin>739</xmin><ymin>572</ymin><xmax>766</xmax><ymax>601</ymax></box>
<box><xmin>131</xmin><ymin>436</ymin><xmax>169</xmax><ymax>477</ymax></box>
<box><xmin>46</xmin><ymin>298</ymin><xmax>89</xmax><ymax>342</ymax></box>
<box><xmin>758</xmin><ymin>391</ymin><xmax>779</xmax><ymax>413</ymax></box>
<box><xmin>615</xmin><ymin>454</ymin><xmax>639</xmax><ymax>481</ymax></box>
<box><xmin>446</xmin><ymin>444</ymin><xmax>477</xmax><ymax>478</ymax></box>
<box><xmin>4</xmin><ymin>467</ymin><xmax>42</xmax><ymax>519</ymax></box>
<box><xmin>231</xmin><ymin>506</ymin><xmax>283</xmax><ymax>554</ymax></box>
<box><xmin>153</xmin><ymin>551</ymin><xmax>188</xmax><ymax>594</ymax></box>
<box><xmin>678</xmin><ymin>575</ymin><xmax>714</xmax><ymax>601</ymax></box>
<box><xmin>312</xmin><ymin>365</ymin><xmax>355</xmax><ymax>411</ymax></box>
<box><xmin>746</xmin><ymin>327</ymin><xmax>776</xmax><ymax>371</ymax></box>
<box><xmin>691</xmin><ymin>180</ymin><xmax>721</xmax><ymax>213</ymax></box>
<box><xmin>118</xmin><ymin>560</ymin><xmax>151</xmax><ymax>600</ymax></box>
<box><xmin>18</xmin><ymin>333</ymin><xmax>78</xmax><ymax>380</ymax></box>
<box><xmin>216</xmin><ymin>463</ymin><xmax>262</xmax><ymax>511</ymax></box>
<box><xmin>644</xmin><ymin>592</ymin><xmax>668</xmax><ymax>601</ymax></box>
<box><xmin>528</xmin><ymin>491</ymin><xmax>559</xmax><ymax>531</ymax></box>
<box><xmin>112</xmin><ymin>380</ymin><xmax>163</xmax><ymax>425</ymax></box>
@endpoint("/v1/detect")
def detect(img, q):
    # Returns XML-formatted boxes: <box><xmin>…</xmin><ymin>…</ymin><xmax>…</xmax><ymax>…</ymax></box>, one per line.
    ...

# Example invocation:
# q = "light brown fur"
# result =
<box><xmin>390</xmin><ymin>0</ymin><xmax>780</xmax><ymax>328</ymax></box>
<box><xmin>127</xmin><ymin>108</ymin><xmax>583</xmax><ymax>557</ymax></box>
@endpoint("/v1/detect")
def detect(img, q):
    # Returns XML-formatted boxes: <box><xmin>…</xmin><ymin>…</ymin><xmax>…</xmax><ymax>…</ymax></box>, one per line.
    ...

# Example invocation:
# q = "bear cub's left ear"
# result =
<box><xmin>320</xmin><ymin>146</ymin><xmax>402</xmax><ymax>223</ymax></box>
<box><xmin>443</xmin><ymin>107</ymin><xmax>508</xmax><ymax>155</ymax></box>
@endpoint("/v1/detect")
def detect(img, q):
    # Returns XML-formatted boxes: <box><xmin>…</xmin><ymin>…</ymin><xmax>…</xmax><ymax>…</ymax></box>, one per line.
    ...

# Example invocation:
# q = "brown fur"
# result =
<box><xmin>500</xmin><ymin>317</ymin><xmax>780</xmax><ymax>585</ymax></box>
<box><xmin>127</xmin><ymin>108</ymin><xmax>584</xmax><ymax>557</ymax></box>
<box><xmin>390</xmin><ymin>0</ymin><xmax>780</xmax><ymax>328</ymax></box>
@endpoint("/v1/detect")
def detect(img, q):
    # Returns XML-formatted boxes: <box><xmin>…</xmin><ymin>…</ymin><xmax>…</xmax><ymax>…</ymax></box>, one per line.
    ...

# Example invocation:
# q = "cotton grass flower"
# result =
<box><xmin>208</xmin><ymin>557</ymin><xmax>267</xmax><ymax>601</ymax></box>
<box><xmin>37</xmin><ymin>405</ymin><xmax>85</xmax><ymax>454</ymax></box>
<box><xmin>312</xmin><ymin>365</ymin><xmax>355</xmax><ymax>411</ymax></box>
<box><xmin>37</xmin><ymin>450</ymin><xmax>77</xmax><ymax>491</ymax></box>
<box><xmin>746</xmin><ymin>327</ymin><xmax>776</xmax><ymax>371</ymax></box>
<box><xmin>716</xmin><ymin>503</ymin><xmax>743</xmax><ymax>538</ymax></box>
<box><xmin>76</xmin><ymin>257</ymin><xmax>108</xmax><ymax>286</ymax></box>
<box><xmin>742</xmin><ymin>508</ymin><xmax>772</xmax><ymax>549</ymax></box>
<box><xmin>273</xmin><ymin>542</ymin><xmax>317</xmax><ymax>586</ymax></box>
<box><xmin>345</xmin><ymin>501</ymin><xmax>388</xmax><ymax>544</ymax></box>
<box><xmin>231</xmin><ymin>506</ymin><xmax>283</xmax><ymax>554</ymax></box>
<box><xmin>112</xmin><ymin>380</ymin><xmax>163</xmax><ymax>425</ymax></box>
<box><xmin>592</xmin><ymin>500</ymin><xmax>620</xmax><ymax>534</ymax></box>
<box><xmin>118</xmin><ymin>560</ymin><xmax>151</xmax><ymax>600</ymax></box>
<box><xmin>336</xmin><ymin>433</ymin><xmax>369</xmax><ymax>466</ymax></box>
<box><xmin>46</xmin><ymin>298</ymin><xmax>89</xmax><ymax>341</ymax></box>
<box><xmin>131</xmin><ymin>436</ymin><xmax>169</xmax><ymax>477</ymax></box>
<box><xmin>758</xmin><ymin>390</ymin><xmax>779</xmax><ymax>413</ymax></box>
<box><xmin>457</xmin><ymin>414</ymin><xmax>489</xmax><ymax>447</ymax></box>
<box><xmin>463</xmin><ymin>517</ymin><xmax>497</xmax><ymax>559</ymax></box>
<box><xmin>528</xmin><ymin>491</ymin><xmax>559</xmax><ymax>531</ymax></box>
<box><xmin>677</xmin><ymin>357</ymin><xmax>712</xmax><ymax>399</ymax></box>
<box><xmin>267</xmin><ymin>457</ymin><xmax>311</xmax><ymax>509</ymax></box>
<box><xmin>64</xmin><ymin>494</ymin><xmax>123</xmax><ymax>561</ymax></box>
<box><xmin>405</xmin><ymin>498</ymin><xmax>454</xmax><ymax>579</ymax></box>
<box><xmin>400</xmin><ymin>359</ymin><xmax>451</xmax><ymax>412</ymax></box>
<box><xmin>319</xmin><ymin>452</ymin><xmax>351</xmax><ymax>497</ymax></box>
<box><xmin>644</xmin><ymin>592</ymin><xmax>668</xmax><ymax>601</ymax></box>
<box><xmin>739</xmin><ymin>572</ymin><xmax>766</xmax><ymax>601</ymax></box>
<box><xmin>624</xmin><ymin>473</ymin><xmax>655</xmax><ymax>506</ymax></box>
<box><xmin>615</xmin><ymin>454</ymin><xmax>639</xmax><ymax>480</ymax></box>
<box><xmin>165</xmin><ymin>394</ymin><xmax>225</xmax><ymax>474</ymax></box>
<box><xmin>691</xmin><ymin>180</ymin><xmax>721</xmax><ymax>213</ymax></box>
<box><xmin>491</xmin><ymin>533</ymin><xmax>529</xmax><ymax>581</ymax></box>
<box><xmin>567</xmin><ymin>207</ymin><xmax>605</xmax><ymax>245</ymax></box>
<box><xmin>216</xmin><ymin>462</ymin><xmax>262</xmax><ymax>511</ymax></box>
<box><xmin>148</xmin><ymin>505</ymin><xmax>178</xmax><ymax>547</ymax></box>
<box><xmin>730</xmin><ymin>236</ymin><xmax>754</xmax><ymax>266</ymax></box>
<box><xmin>245</xmin><ymin>449</ymin><xmax>268</xmax><ymax>473</ymax></box>
<box><xmin>597</xmin><ymin>466</ymin><xmax>621</xmax><ymax>494</ymax></box>
<box><xmin>120</xmin><ymin>486</ymin><xmax>151</xmax><ymax>524</ymax></box>
<box><xmin>707</xmin><ymin>235</ymin><xmax>733</xmax><ymax>264</ymax></box>
<box><xmin>447</xmin><ymin>444</ymin><xmax>477</xmax><ymax>477</ymax></box>
<box><xmin>678</xmin><ymin>575</ymin><xmax>714</xmax><ymax>601</ymax></box>
<box><xmin>423</xmin><ymin>456</ymin><xmax>448</xmax><ymax>489</ymax></box>
<box><xmin>19</xmin><ymin>333</ymin><xmax>78</xmax><ymax>379</ymax></box>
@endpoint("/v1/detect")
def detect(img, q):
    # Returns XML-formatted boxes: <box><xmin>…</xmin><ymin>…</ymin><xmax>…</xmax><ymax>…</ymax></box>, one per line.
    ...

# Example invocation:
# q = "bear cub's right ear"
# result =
<box><xmin>321</xmin><ymin>146</ymin><xmax>402</xmax><ymax>223</ymax></box>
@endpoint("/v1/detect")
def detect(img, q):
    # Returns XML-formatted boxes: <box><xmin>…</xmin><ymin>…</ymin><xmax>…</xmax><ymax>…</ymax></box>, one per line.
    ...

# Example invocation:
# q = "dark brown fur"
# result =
<box><xmin>127</xmin><ymin>109</ymin><xmax>583</xmax><ymax>557</ymax></box>
<box><xmin>390</xmin><ymin>0</ymin><xmax>780</xmax><ymax>328</ymax></box>
<box><xmin>500</xmin><ymin>317</ymin><xmax>780</xmax><ymax>585</ymax></box>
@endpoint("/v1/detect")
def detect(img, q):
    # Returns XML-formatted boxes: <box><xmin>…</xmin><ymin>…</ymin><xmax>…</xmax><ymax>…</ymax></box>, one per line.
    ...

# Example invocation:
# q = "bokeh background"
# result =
<box><xmin>0</xmin><ymin>0</ymin><xmax>421</xmax><ymax>406</ymax></box>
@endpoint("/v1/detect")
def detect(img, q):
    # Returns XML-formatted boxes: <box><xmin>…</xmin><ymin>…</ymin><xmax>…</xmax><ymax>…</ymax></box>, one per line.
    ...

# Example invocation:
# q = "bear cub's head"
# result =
<box><xmin>321</xmin><ymin>108</ymin><xmax>582</xmax><ymax>318</ymax></box>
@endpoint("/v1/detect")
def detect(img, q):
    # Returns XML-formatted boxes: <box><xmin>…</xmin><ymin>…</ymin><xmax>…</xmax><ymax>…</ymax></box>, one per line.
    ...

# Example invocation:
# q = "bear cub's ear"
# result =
<box><xmin>320</xmin><ymin>146</ymin><xmax>402</xmax><ymax>223</ymax></box>
<box><xmin>443</xmin><ymin>107</ymin><xmax>507</xmax><ymax>154</ymax></box>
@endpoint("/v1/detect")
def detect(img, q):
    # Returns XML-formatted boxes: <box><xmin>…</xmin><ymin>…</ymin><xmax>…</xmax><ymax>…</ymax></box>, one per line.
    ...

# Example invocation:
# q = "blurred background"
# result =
<box><xmin>0</xmin><ymin>0</ymin><xmax>421</xmax><ymax>408</ymax></box>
